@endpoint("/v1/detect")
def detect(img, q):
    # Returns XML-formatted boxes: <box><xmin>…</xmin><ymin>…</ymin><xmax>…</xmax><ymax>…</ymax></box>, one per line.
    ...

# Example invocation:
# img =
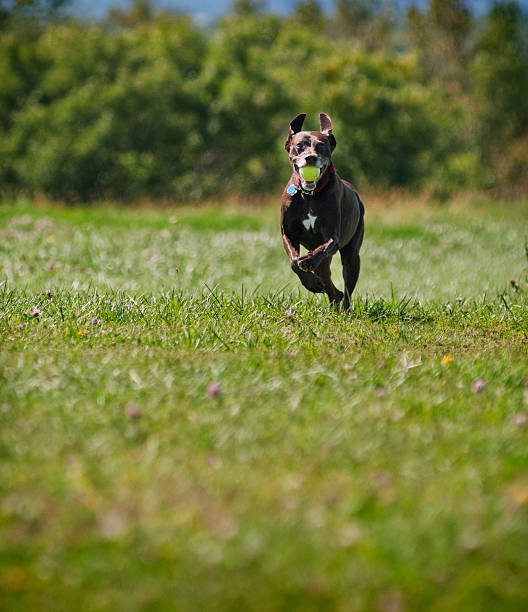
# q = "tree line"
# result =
<box><xmin>1</xmin><ymin>0</ymin><xmax>527</xmax><ymax>201</ymax></box>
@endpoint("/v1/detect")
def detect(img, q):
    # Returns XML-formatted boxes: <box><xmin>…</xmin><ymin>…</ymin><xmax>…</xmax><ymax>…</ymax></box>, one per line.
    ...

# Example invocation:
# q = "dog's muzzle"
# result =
<box><xmin>294</xmin><ymin>158</ymin><xmax>328</xmax><ymax>192</ymax></box>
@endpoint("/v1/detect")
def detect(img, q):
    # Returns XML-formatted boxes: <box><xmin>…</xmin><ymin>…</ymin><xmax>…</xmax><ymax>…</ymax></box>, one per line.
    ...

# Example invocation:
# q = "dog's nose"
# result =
<box><xmin>304</xmin><ymin>155</ymin><xmax>318</xmax><ymax>165</ymax></box>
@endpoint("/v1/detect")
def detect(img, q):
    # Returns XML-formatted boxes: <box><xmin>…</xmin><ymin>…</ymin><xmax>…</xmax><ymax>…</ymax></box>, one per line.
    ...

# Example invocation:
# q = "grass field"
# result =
<box><xmin>1</xmin><ymin>197</ymin><xmax>528</xmax><ymax>611</ymax></box>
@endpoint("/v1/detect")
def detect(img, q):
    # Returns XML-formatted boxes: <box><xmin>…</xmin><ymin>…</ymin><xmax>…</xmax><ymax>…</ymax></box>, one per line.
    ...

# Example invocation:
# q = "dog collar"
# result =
<box><xmin>288</xmin><ymin>165</ymin><xmax>336</xmax><ymax>197</ymax></box>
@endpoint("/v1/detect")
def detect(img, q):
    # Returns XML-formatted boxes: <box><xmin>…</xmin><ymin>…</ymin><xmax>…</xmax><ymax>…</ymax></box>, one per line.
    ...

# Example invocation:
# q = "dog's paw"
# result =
<box><xmin>291</xmin><ymin>262</ymin><xmax>325</xmax><ymax>293</ymax></box>
<box><xmin>301</xmin><ymin>272</ymin><xmax>325</xmax><ymax>293</ymax></box>
<box><xmin>297</xmin><ymin>255</ymin><xmax>316</xmax><ymax>272</ymax></box>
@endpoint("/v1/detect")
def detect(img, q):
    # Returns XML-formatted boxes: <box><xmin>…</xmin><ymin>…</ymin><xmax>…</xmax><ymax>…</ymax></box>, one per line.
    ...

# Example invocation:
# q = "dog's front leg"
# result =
<box><xmin>297</xmin><ymin>236</ymin><xmax>339</xmax><ymax>272</ymax></box>
<box><xmin>282</xmin><ymin>233</ymin><xmax>325</xmax><ymax>293</ymax></box>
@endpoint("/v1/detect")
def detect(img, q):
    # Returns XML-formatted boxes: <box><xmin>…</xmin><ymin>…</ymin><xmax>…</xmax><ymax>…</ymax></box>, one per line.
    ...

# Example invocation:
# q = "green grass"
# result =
<box><xmin>1</xmin><ymin>198</ymin><xmax>528</xmax><ymax>611</ymax></box>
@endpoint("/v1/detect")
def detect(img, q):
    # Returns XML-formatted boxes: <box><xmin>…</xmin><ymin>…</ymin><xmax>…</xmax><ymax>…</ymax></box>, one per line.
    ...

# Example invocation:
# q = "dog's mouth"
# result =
<box><xmin>294</xmin><ymin>159</ymin><xmax>328</xmax><ymax>191</ymax></box>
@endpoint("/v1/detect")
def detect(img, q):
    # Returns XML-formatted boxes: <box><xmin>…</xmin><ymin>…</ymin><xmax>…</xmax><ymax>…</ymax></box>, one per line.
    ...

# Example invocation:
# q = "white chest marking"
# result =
<box><xmin>302</xmin><ymin>212</ymin><xmax>317</xmax><ymax>231</ymax></box>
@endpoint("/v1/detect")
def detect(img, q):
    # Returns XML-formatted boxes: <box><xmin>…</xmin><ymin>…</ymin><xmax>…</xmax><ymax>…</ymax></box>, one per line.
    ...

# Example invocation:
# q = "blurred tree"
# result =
<box><xmin>471</xmin><ymin>1</ymin><xmax>528</xmax><ymax>193</ymax></box>
<box><xmin>332</xmin><ymin>0</ymin><xmax>394</xmax><ymax>50</ymax></box>
<box><xmin>306</xmin><ymin>50</ymin><xmax>438</xmax><ymax>188</ymax></box>
<box><xmin>292</xmin><ymin>0</ymin><xmax>325</xmax><ymax>28</ymax></box>
<box><xmin>231</xmin><ymin>0</ymin><xmax>265</xmax><ymax>16</ymax></box>
<box><xmin>106</xmin><ymin>0</ymin><xmax>156</xmax><ymax>27</ymax></box>
<box><xmin>407</xmin><ymin>0</ymin><xmax>472</xmax><ymax>88</ymax></box>
<box><xmin>0</xmin><ymin>0</ymin><xmax>70</xmax><ymax>28</ymax></box>
<box><xmin>472</xmin><ymin>1</ymin><xmax>528</xmax><ymax>142</ymax></box>
<box><xmin>198</xmin><ymin>13</ymin><xmax>294</xmax><ymax>195</ymax></box>
<box><xmin>2</xmin><ymin>0</ymin><xmax>525</xmax><ymax>200</ymax></box>
<box><xmin>1</xmin><ymin>19</ymin><xmax>208</xmax><ymax>200</ymax></box>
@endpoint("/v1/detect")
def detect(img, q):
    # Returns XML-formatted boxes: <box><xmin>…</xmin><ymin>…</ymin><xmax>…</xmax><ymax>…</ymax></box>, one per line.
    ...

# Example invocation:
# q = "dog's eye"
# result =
<box><xmin>315</xmin><ymin>143</ymin><xmax>328</xmax><ymax>154</ymax></box>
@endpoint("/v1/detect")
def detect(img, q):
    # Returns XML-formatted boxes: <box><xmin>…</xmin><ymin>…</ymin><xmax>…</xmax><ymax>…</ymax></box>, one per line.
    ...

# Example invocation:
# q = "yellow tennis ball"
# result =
<box><xmin>299</xmin><ymin>166</ymin><xmax>320</xmax><ymax>182</ymax></box>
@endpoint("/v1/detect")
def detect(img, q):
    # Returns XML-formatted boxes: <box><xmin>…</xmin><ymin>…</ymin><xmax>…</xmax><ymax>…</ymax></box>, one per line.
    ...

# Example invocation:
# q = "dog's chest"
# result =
<box><xmin>302</xmin><ymin>212</ymin><xmax>317</xmax><ymax>231</ymax></box>
<box><xmin>290</xmin><ymin>204</ymin><xmax>325</xmax><ymax>248</ymax></box>
<box><xmin>299</xmin><ymin>203</ymin><xmax>324</xmax><ymax>236</ymax></box>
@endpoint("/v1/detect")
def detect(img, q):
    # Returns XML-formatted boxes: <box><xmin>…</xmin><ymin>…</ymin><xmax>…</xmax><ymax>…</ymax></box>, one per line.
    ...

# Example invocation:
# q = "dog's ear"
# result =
<box><xmin>319</xmin><ymin>112</ymin><xmax>336</xmax><ymax>151</ymax></box>
<box><xmin>285</xmin><ymin>113</ymin><xmax>306</xmax><ymax>151</ymax></box>
<box><xmin>290</xmin><ymin>113</ymin><xmax>306</xmax><ymax>134</ymax></box>
<box><xmin>319</xmin><ymin>113</ymin><xmax>332</xmax><ymax>133</ymax></box>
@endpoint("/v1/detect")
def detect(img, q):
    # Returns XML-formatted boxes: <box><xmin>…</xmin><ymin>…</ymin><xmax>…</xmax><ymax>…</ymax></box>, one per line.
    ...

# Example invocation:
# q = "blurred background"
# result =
<box><xmin>1</xmin><ymin>0</ymin><xmax>527</xmax><ymax>203</ymax></box>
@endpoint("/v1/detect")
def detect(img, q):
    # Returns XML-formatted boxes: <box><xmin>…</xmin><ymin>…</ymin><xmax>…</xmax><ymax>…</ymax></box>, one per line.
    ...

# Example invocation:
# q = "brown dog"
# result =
<box><xmin>281</xmin><ymin>112</ymin><xmax>364</xmax><ymax>310</ymax></box>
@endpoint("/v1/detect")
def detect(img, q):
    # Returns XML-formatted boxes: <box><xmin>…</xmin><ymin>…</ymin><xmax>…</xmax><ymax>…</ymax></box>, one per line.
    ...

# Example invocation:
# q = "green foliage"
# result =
<box><xmin>407</xmin><ymin>0</ymin><xmax>473</xmax><ymax>84</ymax></box>
<box><xmin>0</xmin><ymin>1</ymin><xmax>527</xmax><ymax>200</ymax></box>
<box><xmin>304</xmin><ymin>51</ymin><xmax>437</xmax><ymax>187</ymax></box>
<box><xmin>472</xmin><ymin>2</ymin><xmax>528</xmax><ymax>145</ymax></box>
<box><xmin>291</xmin><ymin>0</ymin><xmax>325</xmax><ymax>28</ymax></box>
<box><xmin>333</xmin><ymin>0</ymin><xmax>394</xmax><ymax>49</ymax></box>
<box><xmin>0</xmin><ymin>0</ymin><xmax>70</xmax><ymax>28</ymax></box>
<box><xmin>106</xmin><ymin>0</ymin><xmax>157</xmax><ymax>27</ymax></box>
<box><xmin>197</xmin><ymin>14</ymin><xmax>294</xmax><ymax>196</ymax></box>
<box><xmin>470</xmin><ymin>2</ymin><xmax>528</xmax><ymax>194</ymax></box>
<box><xmin>2</xmin><ymin>18</ymin><xmax>207</xmax><ymax>200</ymax></box>
<box><xmin>408</xmin><ymin>0</ymin><xmax>528</xmax><ymax>194</ymax></box>
<box><xmin>0</xmin><ymin>13</ymin><xmax>443</xmax><ymax>199</ymax></box>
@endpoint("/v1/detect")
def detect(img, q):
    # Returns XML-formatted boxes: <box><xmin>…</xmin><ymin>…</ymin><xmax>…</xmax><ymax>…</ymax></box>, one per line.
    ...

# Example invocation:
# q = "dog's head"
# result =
<box><xmin>284</xmin><ymin>112</ymin><xmax>336</xmax><ymax>192</ymax></box>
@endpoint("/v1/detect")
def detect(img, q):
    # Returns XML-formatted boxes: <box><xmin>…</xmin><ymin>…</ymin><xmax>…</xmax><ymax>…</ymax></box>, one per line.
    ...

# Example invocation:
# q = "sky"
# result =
<box><xmin>70</xmin><ymin>0</ymin><xmax>528</xmax><ymax>22</ymax></box>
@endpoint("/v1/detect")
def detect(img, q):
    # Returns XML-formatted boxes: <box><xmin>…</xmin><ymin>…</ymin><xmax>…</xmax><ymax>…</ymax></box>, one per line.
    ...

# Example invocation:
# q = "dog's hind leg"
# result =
<box><xmin>340</xmin><ymin>213</ymin><xmax>364</xmax><ymax>310</ymax></box>
<box><xmin>341</xmin><ymin>249</ymin><xmax>360</xmax><ymax>310</ymax></box>
<box><xmin>316</xmin><ymin>258</ymin><xmax>343</xmax><ymax>307</ymax></box>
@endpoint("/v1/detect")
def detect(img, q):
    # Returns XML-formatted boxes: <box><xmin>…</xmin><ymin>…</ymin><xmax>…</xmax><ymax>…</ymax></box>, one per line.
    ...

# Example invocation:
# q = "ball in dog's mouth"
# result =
<box><xmin>299</xmin><ymin>166</ymin><xmax>321</xmax><ymax>183</ymax></box>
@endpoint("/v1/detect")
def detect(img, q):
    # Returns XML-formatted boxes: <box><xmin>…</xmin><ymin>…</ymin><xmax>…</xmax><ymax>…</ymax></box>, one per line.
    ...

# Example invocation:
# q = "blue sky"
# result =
<box><xmin>70</xmin><ymin>0</ymin><xmax>528</xmax><ymax>22</ymax></box>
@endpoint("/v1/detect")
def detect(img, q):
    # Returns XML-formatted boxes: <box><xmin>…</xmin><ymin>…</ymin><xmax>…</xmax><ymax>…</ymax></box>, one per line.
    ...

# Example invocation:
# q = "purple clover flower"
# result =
<box><xmin>206</xmin><ymin>382</ymin><xmax>220</xmax><ymax>398</ymax></box>
<box><xmin>470</xmin><ymin>378</ymin><xmax>486</xmax><ymax>393</ymax></box>
<box><xmin>125</xmin><ymin>404</ymin><xmax>140</xmax><ymax>419</ymax></box>
<box><xmin>512</xmin><ymin>413</ymin><xmax>527</xmax><ymax>426</ymax></box>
